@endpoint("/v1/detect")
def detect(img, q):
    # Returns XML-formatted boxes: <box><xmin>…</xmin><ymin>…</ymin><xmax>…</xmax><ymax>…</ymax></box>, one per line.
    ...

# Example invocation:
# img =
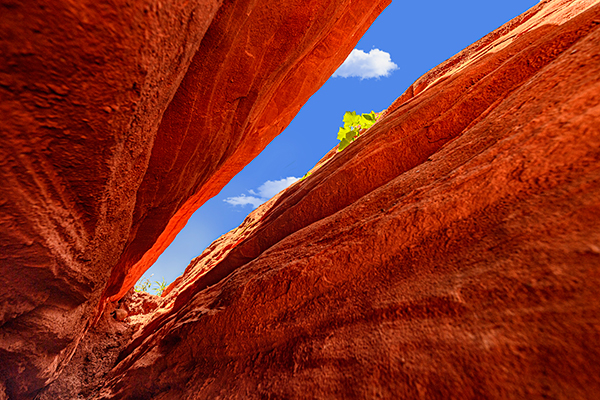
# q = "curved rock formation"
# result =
<box><xmin>102</xmin><ymin>0</ymin><xmax>391</xmax><ymax>303</ymax></box>
<box><xmin>0</xmin><ymin>0</ymin><xmax>388</xmax><ymax>398</ymax></box>
<box><xmin>1</xmin><ymin>1</ymin><xmax>222</xmax><ymax>397</ymax></box>
<box><xmin>87</xmin><ymin>0</ymin><xmax>600</xmax><ymax>398</ymax></box>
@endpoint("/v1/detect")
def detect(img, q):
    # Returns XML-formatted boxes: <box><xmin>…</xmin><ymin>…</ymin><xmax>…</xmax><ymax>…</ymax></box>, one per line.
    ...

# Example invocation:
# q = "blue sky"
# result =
<box><xmin>140</xmin><ymin>0</ymin><xmax>539</xmax><ymax>290</ymax></box>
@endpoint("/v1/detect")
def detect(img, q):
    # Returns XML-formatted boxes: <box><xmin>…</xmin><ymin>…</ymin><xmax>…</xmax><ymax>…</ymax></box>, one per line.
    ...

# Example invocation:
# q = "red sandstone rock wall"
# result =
<box><xmin>0</xmin><ymin>1</ymin><xmax>222</xmax><ymax>397</ymax></box>
<box><xmin>88</xmin><ymin>0</ymin><xmax>600</xmax><ymax>398</ymax></box>
<box><xmin>102</xmin><ymin>0</ymin><xmax>391</xmax><ymax>303</ymax></box>
<box><xmin>0</xmin><ymin>0</ymin><xmax>389</xmax><ymax>398</ymax></box>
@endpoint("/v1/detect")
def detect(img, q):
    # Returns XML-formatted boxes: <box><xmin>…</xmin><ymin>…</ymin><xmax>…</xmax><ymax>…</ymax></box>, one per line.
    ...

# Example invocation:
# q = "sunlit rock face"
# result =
<box><xmin>100</xmin><ymin>0</ymin><xmax>392</xmax><ymax>303</ymax></box>
<box><xmin>0</xmin><ymin>0</ymin><xmax>389</xmax><ymax>397</ymax></box>
<box><xmin>88</xmin><ymin>0</ymin><xmax>600</xmax><ymax>398</ymax></box>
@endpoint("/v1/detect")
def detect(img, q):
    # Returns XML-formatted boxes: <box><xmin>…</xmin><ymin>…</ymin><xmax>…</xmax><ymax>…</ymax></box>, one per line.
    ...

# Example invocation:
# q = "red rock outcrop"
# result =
<box><xmin>0</xmin><ymin>0</ymin><xmax>389</xmax><ymax>398</ymax></box>
<box><xmin>101</xmin><ymin>0</ymin><xmax>391</xmax><ymax>303</ymax></box>
<box><xmin>35</xmin><ymin>289</ymin><xmax>161</xmax><ymax>399</ymax></box>
<box><xmin>85</xmin><ymin>0</ymin><xmax>600</xmax><ymax>398</ymax></box>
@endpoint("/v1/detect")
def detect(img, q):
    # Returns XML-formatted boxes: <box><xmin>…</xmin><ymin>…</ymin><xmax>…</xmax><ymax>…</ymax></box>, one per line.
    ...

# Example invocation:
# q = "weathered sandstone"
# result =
<box><xmin>0</xmin><ymin>0</ymin><xmax>388</xmax><ymax>397</ymax></box>
<box><xmin>89</xmin><ymin>0</ymin><xmax>600</xmax><ymax>398</ymax></box>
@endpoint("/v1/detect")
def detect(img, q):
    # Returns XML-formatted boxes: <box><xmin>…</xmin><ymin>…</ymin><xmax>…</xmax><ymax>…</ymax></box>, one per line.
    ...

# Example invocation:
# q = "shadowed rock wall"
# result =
<box><xmin>89</xmin><ymin>0</ymin><xmax>600</xmax><ymax>398</ymax></box>
<box><xmin>0</xmin><ymin>0</ymin><xmax>389</xmax><ymax>398</ymax></box>
<box><xmin>0</xmin><ymin>1</ymin><xmax>222</xmax><ymax>397</ymax></box>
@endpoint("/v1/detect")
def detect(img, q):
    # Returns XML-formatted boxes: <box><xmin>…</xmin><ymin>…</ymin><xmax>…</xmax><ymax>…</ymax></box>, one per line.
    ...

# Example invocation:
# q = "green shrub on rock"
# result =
<box><xmin>337</xmin><ymin>110</ymin><xmax>379</xmax><ymax>151</ymax></box>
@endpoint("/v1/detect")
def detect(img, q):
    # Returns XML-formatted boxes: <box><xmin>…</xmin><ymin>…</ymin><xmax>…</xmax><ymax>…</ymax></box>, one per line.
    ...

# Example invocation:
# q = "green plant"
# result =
<box><xmin>134</xmin><ymin>274</ymin><xmax>168</xmax><ymax>296</ymax></box>
<box><xmin>134</xmin><ymin>274</ymin><xmax>153</xmax><ymax>293</ymax></box>
<box><xmin>337</xmin><ymin>110</ymin><xmax>379</xmax><ymax>151</ymax></box>
<box><xmin>153</xmin><ymin>277</ymin><xmax>167</xmax><ymax>296</ymax></box>
<box><xmin>299</xmin><ymin>171</ymin><xmax>312</xmax><ymax>181</ymax></box>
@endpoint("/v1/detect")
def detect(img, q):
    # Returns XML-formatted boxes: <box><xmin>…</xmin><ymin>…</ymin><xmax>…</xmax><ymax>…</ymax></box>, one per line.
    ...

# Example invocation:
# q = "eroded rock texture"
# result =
<box><xmin>0</xmin><ymin>0</ymin><xmax>388</xmax><ymax>397</ymax></box>
<box><xmin>89</xmin><ymin>0</ymin><xmax>600</xmax><ymax>398</ymax></box>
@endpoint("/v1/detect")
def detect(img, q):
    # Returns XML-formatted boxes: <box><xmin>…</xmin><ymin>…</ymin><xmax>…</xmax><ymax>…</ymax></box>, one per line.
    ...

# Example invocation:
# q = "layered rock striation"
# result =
<box><xmin>2</xmin><ymin>0</ymin><xmax>600</xmax><ymax>398</ymax></box>
<box><xmin>90</xmin><ymin>0</ymin><xmax>600</xmax><ymax>398</ymax></box>
<box><xmin>0</xmin><ymin>0</ymin><xmax>389</xmax><ymax>398</ymax></box>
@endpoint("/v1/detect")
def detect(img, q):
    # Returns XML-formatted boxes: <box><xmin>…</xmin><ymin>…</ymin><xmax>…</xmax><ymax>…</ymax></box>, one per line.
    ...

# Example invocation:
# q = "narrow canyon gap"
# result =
<box><xmin>0</xmin><ymin>0</ymin><xmax>389</xmax><ymax>397</ymax></box>
<box><xmin>2</xmin><ymin>0</ymin><xmax>600</xmax><ymax>399</ymax></box>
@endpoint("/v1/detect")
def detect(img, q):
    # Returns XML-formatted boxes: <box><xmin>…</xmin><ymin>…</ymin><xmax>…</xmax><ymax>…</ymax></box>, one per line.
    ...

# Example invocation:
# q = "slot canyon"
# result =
<box><xmin>1</xmin><ymin>0</ymin><xmax>599</xmax><ymax>398</ymax></box>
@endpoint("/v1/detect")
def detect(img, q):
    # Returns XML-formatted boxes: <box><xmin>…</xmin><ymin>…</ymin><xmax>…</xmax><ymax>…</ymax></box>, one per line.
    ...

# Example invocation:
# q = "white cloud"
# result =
<box><xmin>223</xmin><ymin>194</ymin><xmax>264</xmax><ymax>208</ymax></box>
<box><xmin>224</xmin><ymin>177</ymin><xmax>299</xmax><ymax>209</ymax></box>
<box><xmin>253</xmin><ymin>177</ymin><xmax>299</xmax><ymax>199</ymax></box>
<box><xmin>332</xmin><ymin>48</ymin><xmax>398</xmax><ymax>79</ymax></box>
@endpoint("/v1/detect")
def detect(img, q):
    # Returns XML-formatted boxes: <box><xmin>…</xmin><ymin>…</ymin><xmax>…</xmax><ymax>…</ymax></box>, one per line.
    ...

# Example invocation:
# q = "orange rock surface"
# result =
<box><xmin>0</xmin><ymin>0</ymin><xmax>388</xmax><ymax>398</ymax></box>
<box><xmin>102</xmin><ymin>0</ymin><xmax>391</xmax><ymax>303</ymax></box>
<box><xmin>88</xmin><ymin>0</ymin><xmax>600</xmax><ymax>398</ymax></box>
